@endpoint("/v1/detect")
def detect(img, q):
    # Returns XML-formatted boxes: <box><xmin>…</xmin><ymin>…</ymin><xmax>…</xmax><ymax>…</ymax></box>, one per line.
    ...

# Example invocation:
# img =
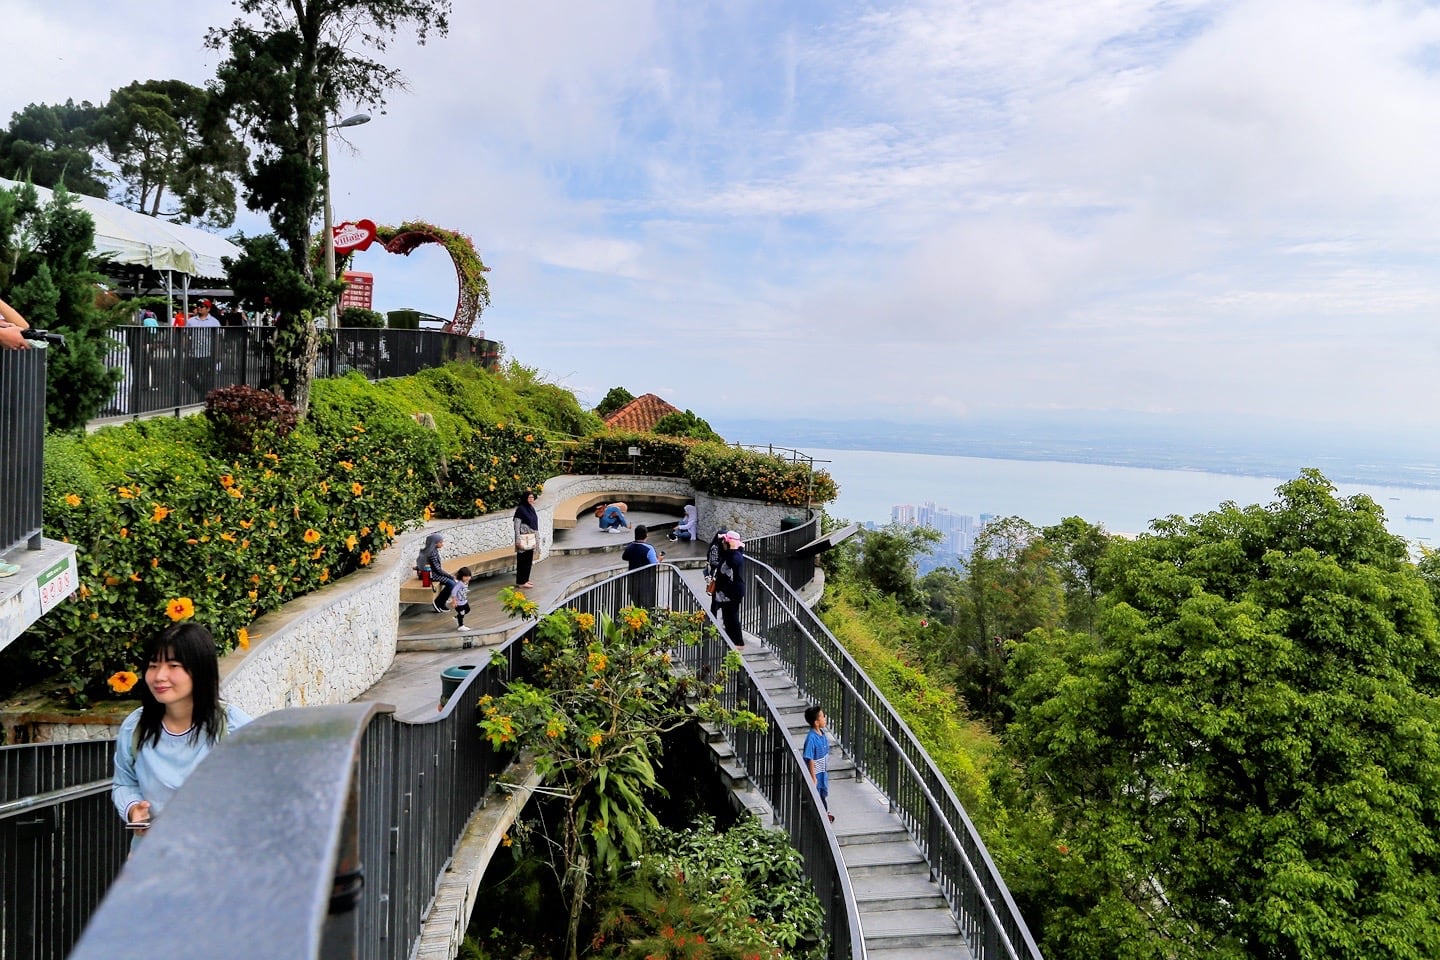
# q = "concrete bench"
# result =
<box><xmin>398</xmin><ymin>546</ymin><xmax>516</xmax><ymax>605</ymax></box>
<box><xmin>552</xmin><ymin>491</ymin><xmax>692</xmax><ymax>530</ymax></box>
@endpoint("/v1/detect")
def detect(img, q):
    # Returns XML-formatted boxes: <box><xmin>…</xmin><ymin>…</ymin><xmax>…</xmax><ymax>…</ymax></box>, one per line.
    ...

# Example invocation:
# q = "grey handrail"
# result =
<box><xmin>744</xmin><ymin>558</ymin><xmax>1045</xmax><ymax>960</ymax></box>
<box><xmin>70</xmin><ymin>702</ymin><xmax>388</xmax><ymax>960</ymax></box>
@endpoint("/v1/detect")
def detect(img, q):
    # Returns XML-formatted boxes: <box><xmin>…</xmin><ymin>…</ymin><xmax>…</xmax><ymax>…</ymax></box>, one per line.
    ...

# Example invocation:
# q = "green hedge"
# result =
<box><xmin>559</xmin><ymin>433</ymin><xmax>839</xmax><ymax>508</ymax></box>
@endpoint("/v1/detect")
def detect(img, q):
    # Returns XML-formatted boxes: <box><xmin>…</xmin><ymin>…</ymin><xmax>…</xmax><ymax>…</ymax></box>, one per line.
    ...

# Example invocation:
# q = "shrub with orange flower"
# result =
<box><xmin>302</xmin><ymin>528</ymin><xmax>321</xmax><ymax>544</ymax></box>
<box><xmin>150</xmin><ymin>505</ymin><xmax>171</xmax><ymax>522</ymax></box>
<box><xmin>165</xmin><ymin>597</ymin><xmax>195</xmax><ymax>621</ymax></box>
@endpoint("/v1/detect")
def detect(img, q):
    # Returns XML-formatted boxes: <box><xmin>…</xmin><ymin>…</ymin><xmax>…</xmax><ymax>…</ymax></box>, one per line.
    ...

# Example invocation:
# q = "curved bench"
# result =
<box><xmin>552</xmin><ymin>491</ymin><xmax>692</xmax><ymax>529</ymax></box>
<box><xmin>398</xmin><ymin>546</ymin><xmax>516</xmax><ymax>605</ymax></box>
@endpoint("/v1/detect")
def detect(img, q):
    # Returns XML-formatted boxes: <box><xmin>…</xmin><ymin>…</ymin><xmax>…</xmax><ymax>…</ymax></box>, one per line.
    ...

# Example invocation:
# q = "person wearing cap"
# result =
<box><xmin>710</xmin><ymin>531</ymin><xmax>746</xmax><ymax>647</ymax></box>
<box><xmin>184</xmin><ymin>300</ymin><xmax>221</xmax><ymax>401</ymax></box>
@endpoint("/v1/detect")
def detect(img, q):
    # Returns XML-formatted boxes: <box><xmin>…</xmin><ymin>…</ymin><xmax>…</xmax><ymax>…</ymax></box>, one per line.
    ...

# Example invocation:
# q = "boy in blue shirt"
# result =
<box><xmin>803</xmin><ymin>704</ymin><xmax>833</xmax><ymax>823</ymax></box>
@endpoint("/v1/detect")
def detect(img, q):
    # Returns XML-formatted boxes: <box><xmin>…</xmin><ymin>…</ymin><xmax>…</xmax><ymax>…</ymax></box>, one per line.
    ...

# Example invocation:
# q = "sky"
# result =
<box><xmin>5</xmin><ymin>0</ymin><xmax>1440</xmax><ymax>433</ymax></box>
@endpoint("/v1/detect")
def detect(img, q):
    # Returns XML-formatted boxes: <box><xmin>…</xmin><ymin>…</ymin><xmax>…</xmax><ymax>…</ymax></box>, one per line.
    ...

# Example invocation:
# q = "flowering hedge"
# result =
<box><xmin>432</xmin><ymin>422</ymin><xmax>556</xmax><ymax>518</ymax></box>
<box><xmin>557</xmin><ymin>431</ymin><xmax>694</xmax><ymax>477</ymax></box>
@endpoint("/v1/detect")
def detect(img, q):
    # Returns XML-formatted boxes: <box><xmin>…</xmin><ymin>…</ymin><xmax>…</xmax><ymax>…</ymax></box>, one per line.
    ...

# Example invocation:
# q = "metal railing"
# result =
<box><xmin>65</xmin><ymin>565</ymin><xmax>864</xmax><ymax>960</ymax></box>
<box><xmin>745</xmin><ymin>510</ymin><xmax>820</xmax><ymax>593</ymax></box>
<box><xmin>0</xmin><ymin>344</ymin><xmax>47</xmax><ymax>555</ymax></box>
<box><xmin>742</xmin><ymin>557</ymin><xmax>1045</xmax><ymax>960</ymax></box>
<box><xmin>0</xmin><ymin>739</ymin><xmax>127</xmax><ymax>960</ymax></box>
<box><xmin>95</xmin><ymin>326</ymin><xmax>502</xmax><ymax>420</ymax></box>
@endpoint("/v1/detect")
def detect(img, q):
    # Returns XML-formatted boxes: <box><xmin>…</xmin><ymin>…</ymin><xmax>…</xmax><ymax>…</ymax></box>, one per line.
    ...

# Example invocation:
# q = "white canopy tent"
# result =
<box><xmin>0</xmin><ymin>176</ymin><xmax>241</xmax><ymax>315</ymax></box>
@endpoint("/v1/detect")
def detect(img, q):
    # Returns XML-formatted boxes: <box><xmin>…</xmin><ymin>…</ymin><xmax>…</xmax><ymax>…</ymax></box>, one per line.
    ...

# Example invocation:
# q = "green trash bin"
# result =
<box><xmin>440</xmin><ymin>664</ymin><xmax>478</xmax><ymax>706</ymax></box>
<box><xmin>780</xmin><ymin>516</ymin><xmax>806</xmax><ymax>531</ymax></box>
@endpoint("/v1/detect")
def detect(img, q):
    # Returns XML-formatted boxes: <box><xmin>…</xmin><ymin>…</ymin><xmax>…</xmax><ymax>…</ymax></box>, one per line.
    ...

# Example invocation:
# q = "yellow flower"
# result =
<box><xmin>64</xmin><ymin>493</ymin><xmax>81</xmax><ymax>507</ymax></box>
<box><xmin>319</xmin><ymin>480</ymin><xmax>330</xmax><ymax>494</ymax></box>
<box><xmin>501</xmin><ymin>833</ymin><xmax>513</xmax><ymax>848</ymax></box>
<box><xmin>576</xmin><ymin>613</ymin><xmax>596</xmax><ymax>632</ymax></box>
<box><xmin>303</xmin><ymin>528</ymin><xmax>321</xmax><ymax>544</ymax></box>
<box><xmin>118</xmin><ymin>486</ymin><xmax>135</xmax><ymax>499</ymax></box>
<box><xmin>226</xmin><ymin>487</ymin><xmax>244</xmax><ymax>499</ymax></box>
<box><xmin>338</xmin><ymin>460</ymin><xmax>354</xmax><ymax>470</ymax></box>
<box><xmin>103</xmin><ymin>575</ymin><xmax>120</xmax><ymax>587</ymax></box>
<box><xmin>360</xmin><ymin>550</ymin><xmax>373</xmax><ymax>566</ymax></box>
<box><xmin>107</xmin><ymin>671</ymin><xmax>139</xmax><ymax>694</ymax></box>
<box><xmin>353</xmin><ymin>424</ymin><xmax>366</xmax><ymax>433</ymax></box>
<box><xmin>351</xmin><ymin>482</ymin><xmax>363</xmax><ymax>496</ymax></box>
<box><xmin>219</xmin><ymin>474</ymin><xmax>235</xmax><ymax>488</ymax></box>
<box><xmin>588</xmin><ymin>652</ymin><xmax>608</xmax><ymax>673</ymax></box>
<box><xmin>474</xmin><ymin>498</ymin><xmax>485</xmax><ymax>509</ymax></box>
<box><xmin>119</xmin><ymin>527</ymin><xmax>128</xmax><ymax>538</ymax></box>
<box><xmin>360</xmin><ymin>525</ymin><xmax>371</xmax><ymax>536</ymax></box>
<box><xmin>240</xmin><ymin>519</ymin><xmax>253</xmax><ymax>529</ymax></box>
<box><xmin>150</xmin><ymin>505</ymin><xmax>170</xmax><ymax>522</ymax></box>
<box><xmin>588</xmin><ymin>732</ymin><xmax>603</xmax><ymax>749</ymax></box>
<box><xmin>165</xmin><ymin>597</ymin><xmax>195</xmax><ymax>622</ymax></box>
<box><xmin>545</xmin><ymin>717</ymin><xmax>566</xmax><ymax>739</ymax></box>
<box><xmin>150</xmin><ymin>557</ymin><xmax>160</xmax><ymax>569</ymax></box>
<box><xmin>247</xmin><ymin>590</ymin><xmax>258</xmax><ymax>601</ymax></box>
<box><xmin>345</xmin><ymin>534</ymin><xmax>358</xmax><ymax>551</ymax></box>
<box><xmin>311</xmin><ymin>546</ymin><xmax>325</xmax><ymax>560</ymax></box>
<box><xmin>128</xmin><ymin>572</ymin><xmax>141</xmax><ymax>583</ymax></box>
<box><xmin>237</xmin><ymin>628</ymin><xmax>250</xmax><ymax>650</ymax></box>
<box><xmin>524</xmin><ymin>434</ymin><xmax>534</xmax><ymax>442</ymax></box>
<box><xmin>422</xmin><ymin>505</ymin><xmax>434</xmax><ymax>522</ymax></box>
<box><xmin>319</xmin><ymin>568</ymin><xmax>331</xmax><ymax>583</ymax></box>
<box><xmin>220</xmin><ymin>532</ymin><xmax>237</xmax><ymax>543</ymax></box>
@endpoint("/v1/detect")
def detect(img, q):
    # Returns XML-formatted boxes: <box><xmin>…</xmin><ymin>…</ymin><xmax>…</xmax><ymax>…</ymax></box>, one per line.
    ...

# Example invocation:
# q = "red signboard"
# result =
<box><xmin>340</xmin><ymin>272</ymin><xmax>374</xmax><ymax>311</ymax></box>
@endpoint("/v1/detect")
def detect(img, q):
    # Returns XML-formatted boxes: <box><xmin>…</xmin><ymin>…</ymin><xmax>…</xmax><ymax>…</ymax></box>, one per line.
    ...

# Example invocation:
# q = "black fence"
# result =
<box><xmin>96</xmin><ymin>326</ymin><xmax>502</xmax><ymax>420</ymax></box>
<box><xmin>0</xmin><ymin>739</ymin><xmax>126</xmax><ymax>960</ymax></box>
<box><xmin>745</xmin><ymin>510</ymin><xmax>820</xmax><ymax>592</ymax></box>
<box><xmin>0</xmin><ymin>345</ymin><xmax>47</xmax><ymax>556</ymax></box>
<box><xmin>65</xmin><ymin>565</ymin><xmax>864</xmax><ymax>960</ymax></box>
<box><xmin>743</xmin><ymin>558</ymin><xmax>1045</xmax><ymax>960</ymax></box>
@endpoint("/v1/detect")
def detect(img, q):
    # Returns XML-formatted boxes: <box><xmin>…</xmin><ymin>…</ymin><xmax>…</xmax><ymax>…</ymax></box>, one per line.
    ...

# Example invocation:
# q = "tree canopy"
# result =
<box><xmin>0</xmin><ymin>100</ymin><xmax>107</xmax><ymax>197</ymax></box>
<box><xmin>207</xmin><ymin>0</ymin><xmax>451</xmax><ymax>417</ymax></box>
<box><xmin>0</xmin><ymin>182</ymin><xmax>118</xmax><ymax>429</ymax></box>
<box><xmin>1003</xmin><ymin>470</ymin><xmax>1440</xmax><ymax>959</ymax></box>
<box><xmin>594</xmin><ymin>386</ymin><xmax>635</xmax><ymax>419</ymax></box>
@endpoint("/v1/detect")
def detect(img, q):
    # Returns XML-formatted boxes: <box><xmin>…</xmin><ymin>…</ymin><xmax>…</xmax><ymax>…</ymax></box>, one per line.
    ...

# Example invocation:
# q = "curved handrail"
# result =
<box><xmin>66</xmin><ymin>564</ymin><xmax>867</xmax><ymax>960</ymax></box>
<box><xmin>70</xmin><ymin>702</ymin><xmax>389</xmax><ymax>960</ymax></box>
<box><xmin>743</xmin><ymin>558</ymin><xmax>1045</xmax><ymax>960</ymax></box>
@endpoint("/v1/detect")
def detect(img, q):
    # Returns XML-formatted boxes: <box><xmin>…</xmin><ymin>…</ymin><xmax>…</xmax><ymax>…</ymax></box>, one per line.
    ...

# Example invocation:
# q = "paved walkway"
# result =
<box><xmin>356</xmin><ymin>509</ymin><xmax>706</xmax><ymax>720</ymax></box>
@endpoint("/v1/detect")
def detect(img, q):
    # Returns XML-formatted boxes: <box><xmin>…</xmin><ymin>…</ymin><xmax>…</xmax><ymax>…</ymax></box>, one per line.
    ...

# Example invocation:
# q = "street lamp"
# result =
<box><xmin>322</xmin><ymin>112</ymin><xmax>371</xmax><ymax>327</ymax></box>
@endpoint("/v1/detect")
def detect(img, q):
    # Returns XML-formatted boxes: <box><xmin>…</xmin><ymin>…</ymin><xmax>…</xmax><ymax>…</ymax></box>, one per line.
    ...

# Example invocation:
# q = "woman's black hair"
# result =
<box><xmin>135</xmin><ymin>623</ymin><xmax>224</xmax><ymax>750</ymax></box>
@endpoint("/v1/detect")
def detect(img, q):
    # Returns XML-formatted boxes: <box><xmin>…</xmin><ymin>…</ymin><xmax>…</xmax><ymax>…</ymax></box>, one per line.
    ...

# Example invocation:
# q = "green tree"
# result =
<box><xmin>594</xmin><ymin>386</ymin><xmax>634</xmax><ymax>419</ymax></box>
<box><xmin>95</xmin><ymin>80</ymin><xmax>245</xmax><ymax>228</ymax></box>
<box><xmin>651</xmin><ymin>408</ymin><xmax>722</xmax><ymax>442</ymax></box>
<box><xmin>856</xmin><ymin>524</ymin><xmax>941</xmax><ymax>608</ymax></box>
<box><xmin>338</xmin><ymin>306</ymin><xmax>385</xmax><ymax>328</ymax></box>
<box><xmin>0</xmin><ymin>182</ymin><xmax>118</xmax><ymax>429</ymax></box>
<box><xmin>0</xmin><ymin>100</ymin><xmax>107</xmax><ymax>196</ymax></box>
<box><xmin>1040</xmin><ymin>515</ymin><xmax>1112</xmax><ymax>633</ymax></box>
<box><xmin>207</xmin><ymin>0</ymin><xmax>451</xmax><ymax>418</ymax></box>
<box><xmin>481</xmin><ymin>599</ymin><xmax>763</xmax><ymax>960</ymax></box>
<box><xmin>1004</xmin><ymin>471</ymin><xmax>1440</xmax><ymax>959</ymax></box>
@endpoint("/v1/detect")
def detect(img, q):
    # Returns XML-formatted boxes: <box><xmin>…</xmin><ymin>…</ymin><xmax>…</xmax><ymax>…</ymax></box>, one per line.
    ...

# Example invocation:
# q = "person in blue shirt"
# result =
<box><xmin>803</xmin><ymin>704</ymin><xmax>833</xmax><ymax>823</ymax></box>
<box><xmin>112</xmin><ymin>624</ymin><xmax>252</xmax><ymax>837</ymax></box>
<box><xmin>596</xmin><ymin>501</ymin><xmax>629</xmax><ymax>532</ymax></box>
<box><xmin>621</xmin><ymin>525</ymin><xmax>664</xmax><ymax>607</ymax></box>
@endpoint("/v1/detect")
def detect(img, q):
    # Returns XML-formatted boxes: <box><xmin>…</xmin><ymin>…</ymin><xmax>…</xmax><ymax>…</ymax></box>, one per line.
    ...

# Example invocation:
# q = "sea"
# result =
<box><xmin>800</xmin><ymin>447</ymin><xmax>1440</xmax><ymax>546</ymax></box>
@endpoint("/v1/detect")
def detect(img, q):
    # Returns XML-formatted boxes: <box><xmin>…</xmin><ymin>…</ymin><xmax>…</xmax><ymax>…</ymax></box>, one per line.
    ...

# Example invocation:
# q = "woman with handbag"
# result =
<box><xmin>513</xmin><ymin>490</ymin><xmax>539</xmax><ymax>588</ymax></box>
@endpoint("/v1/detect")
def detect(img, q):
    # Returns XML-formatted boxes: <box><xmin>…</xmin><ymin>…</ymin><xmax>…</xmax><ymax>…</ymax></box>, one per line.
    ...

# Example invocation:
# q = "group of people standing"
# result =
<box><xmin>418</xmin><ymin>491</ymin><xmax>541</xmax><ymax>633</ymax></box>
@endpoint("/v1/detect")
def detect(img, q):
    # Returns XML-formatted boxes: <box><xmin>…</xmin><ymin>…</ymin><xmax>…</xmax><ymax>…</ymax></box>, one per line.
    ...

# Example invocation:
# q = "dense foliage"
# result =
<box><xmin>0</xmin><ymin>181</ymin><xmax>120</xmax><ymax>429</ymax></box>
<box><xmin>651</xmin><ymin>408</ymin><xmax>723</xmax><ymax>442</ymax></box>
<box><xmin>480</xmin><ymin>600</ymin><xmax>765</xmax><ymax>960</ymax></box>
<box><xmin>822</xmin><ymin>472</ymin><xmax>1440</xmax><ymax>960</ymax></box>
<box><xmin>593</xmin><ymin>386</ymin><xmax>634</xmax><ymax>419</ymax></box>
<box><xmin>7</xmin><ymin>363</ymin><xmax>584</xmax><ymax>704</ymax></box>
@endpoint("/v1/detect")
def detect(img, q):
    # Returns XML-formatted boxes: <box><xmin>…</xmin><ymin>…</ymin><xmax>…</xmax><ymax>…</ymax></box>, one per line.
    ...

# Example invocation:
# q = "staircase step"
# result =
<box><xmin>850</xmin><ymin>872</ymin><xmax>948</xmax><ymax>911</ymax></box>
<box><xmin>865</xmin><ymin>942</ymin><xmax>973</xmax><ymax>960</ymax></box>
<box><xmin>840</xmin><ymin>840</ymin><xmax>926</xmax><ymax>878</ymax></box>
<box><xmin>860</xmin><ymin>906</ymin><xmax>964</xmax><ymax>951</ymax></box>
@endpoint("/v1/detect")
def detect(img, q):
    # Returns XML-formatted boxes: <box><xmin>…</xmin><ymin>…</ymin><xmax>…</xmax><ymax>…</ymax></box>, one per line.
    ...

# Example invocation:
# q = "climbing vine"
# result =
<box><xmin>327</xmin><ymin>219</ymin><xmax>491</xmax><ymax>335</ymax></box>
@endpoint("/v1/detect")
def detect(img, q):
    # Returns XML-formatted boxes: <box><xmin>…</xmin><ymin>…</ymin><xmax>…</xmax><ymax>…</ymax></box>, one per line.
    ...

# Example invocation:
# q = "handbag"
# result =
<box><xmin>517</xmin><ymin>532</ymin><xmax>538</xmax><ymax>552</ymax></box>
<box><xmin>705</xmin><ymin>580</ymin><xmax>716</xmax><ymax>595</ymax></box>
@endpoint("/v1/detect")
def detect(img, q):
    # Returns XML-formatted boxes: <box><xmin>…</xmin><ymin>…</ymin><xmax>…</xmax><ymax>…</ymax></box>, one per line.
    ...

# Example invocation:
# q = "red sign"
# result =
<box><xmin>332</xmin><ymin>219</ymin><xmax>377</xmax><ymax>254</ymax></box>
<box><xmin>340</xmin><ymin>272</ymin><xmax>374</xmax><ymax>311</ymax></box>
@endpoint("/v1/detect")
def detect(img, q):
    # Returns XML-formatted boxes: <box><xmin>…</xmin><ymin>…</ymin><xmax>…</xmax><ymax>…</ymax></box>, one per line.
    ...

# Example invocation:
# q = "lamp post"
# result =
<box><xmin>322</xmin><ymin>112</ymin><xmax>371</xmax><ymax>327</ymax></box>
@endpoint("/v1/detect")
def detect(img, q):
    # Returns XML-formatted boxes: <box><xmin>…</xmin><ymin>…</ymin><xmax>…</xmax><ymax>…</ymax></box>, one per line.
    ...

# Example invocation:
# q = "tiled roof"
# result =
<box><xmin>603</xmin><ymin>393</ymin><xmax>681</xmax><ymax>432</ymax></box>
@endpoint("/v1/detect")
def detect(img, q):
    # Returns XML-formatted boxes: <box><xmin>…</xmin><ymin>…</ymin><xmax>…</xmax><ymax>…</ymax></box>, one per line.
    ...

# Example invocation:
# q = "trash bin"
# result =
<box><xmin>780</xmin><ymin>516</ymin><xmax>806</xmax><ymax>531</ymax></box>
<box><xmin>439</xmin><ymin>664</ymin><xmax>478</xmax><ymax>706</ymax></box>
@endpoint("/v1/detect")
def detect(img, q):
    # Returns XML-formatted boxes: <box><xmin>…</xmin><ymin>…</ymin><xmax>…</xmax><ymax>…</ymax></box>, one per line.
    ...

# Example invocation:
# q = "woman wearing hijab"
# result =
<box><xmin>513</xmin><ymin>490</ymin><xmax>539</xmax><ymax>589</ymax></box>
<box><xmin>712</xmin><ymin>531</ymin><xmax>747</xmax><ymax>647</ymax></box>
<box><xmin>417</xmin><ymin>532</ymin><xmax>457</xmax><ymax>613</ymax></box>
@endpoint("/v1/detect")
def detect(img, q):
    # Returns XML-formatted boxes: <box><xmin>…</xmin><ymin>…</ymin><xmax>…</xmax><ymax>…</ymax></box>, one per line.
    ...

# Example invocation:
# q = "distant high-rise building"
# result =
<box><xmin>891</xmin><ymin>504</ymin><xmax>916</xmax><ymax>525</ymax></box>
